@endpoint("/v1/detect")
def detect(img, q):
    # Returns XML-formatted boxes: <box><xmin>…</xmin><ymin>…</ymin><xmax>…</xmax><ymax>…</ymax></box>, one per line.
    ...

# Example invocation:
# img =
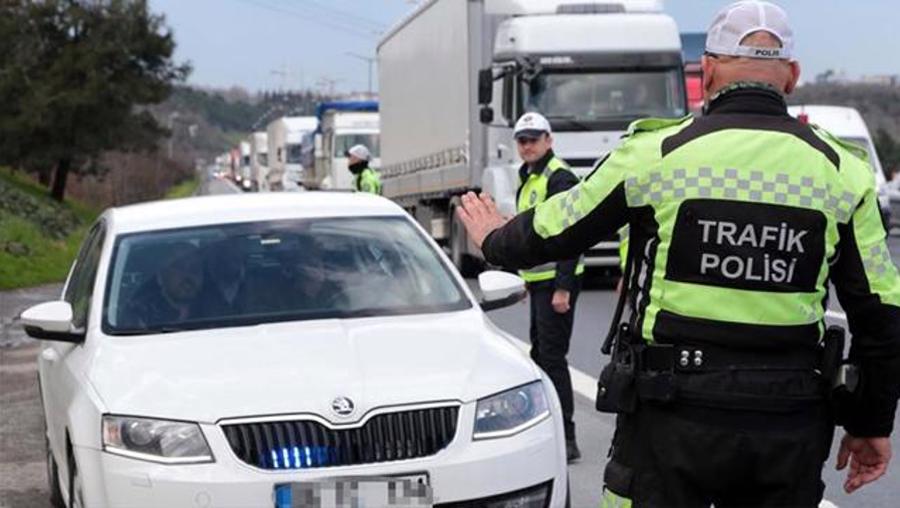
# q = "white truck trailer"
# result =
<box><xmin>313</xmin><ymin>101</ymin><xmax>380</xmax><ymax>190</ymax></box>
<box><xmin>266</xmin><ymin>116</ymin><xmax>318</xmax><ymax>192</ymax></box>
<box><xmin>249</xmin><ymin>131</ymin><xmax>269</xmax><ymax>192</ymax></box>
<box><xmin>377</xmin><ymin>0</ymin><xmax>686</xmax><ymax>274</ymax></box>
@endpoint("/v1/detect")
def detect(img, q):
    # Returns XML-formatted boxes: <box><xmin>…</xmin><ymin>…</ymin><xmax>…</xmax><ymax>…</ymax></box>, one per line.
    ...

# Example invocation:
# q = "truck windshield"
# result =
<box><xmin>257</xmin><ymin>153</ymin><xmax>268</xmax><ymax>166</ymax></box>
<box><xmin>522</xmin><ymin>69</ymin><xmax>686</xmax><ymax>130</ymax></box>
<box><xmin>334</xmin><ymin>134</ymin><xmax>380</xmax><ymax>158</ymax></box>
<box><xmin>102</xmin><ymin>217</ymin><xmax>471</xmax><ymax>335</ymax></box>
<box><xmin>286</xmin><ymin>144</ymin><xmax>304</xmax><ymax>164</ymax></box>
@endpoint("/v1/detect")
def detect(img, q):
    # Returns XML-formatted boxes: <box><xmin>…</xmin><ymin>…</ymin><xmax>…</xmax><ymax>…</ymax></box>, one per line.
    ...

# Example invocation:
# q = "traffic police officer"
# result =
<box><xmin>346</xmin><ymin>144</ymin><xmax>381</xmax><ymax>195</ymax></box>
<box><xmin>513</xmin><ymin>112</ymin><xmax>585</xmax><ymax>461</ymax></box>
<box><xmin>458</xmin><ymin>2</ymin><xmax>900</xmax><ymax>506</ymax></box>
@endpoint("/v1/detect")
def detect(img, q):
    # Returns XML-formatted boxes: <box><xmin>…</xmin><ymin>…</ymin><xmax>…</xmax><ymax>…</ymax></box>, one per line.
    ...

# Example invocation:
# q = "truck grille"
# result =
<box><xmin>222</xmin><ymin>406</ymin><xmax>459</xmax><ymax>470</ymax></box>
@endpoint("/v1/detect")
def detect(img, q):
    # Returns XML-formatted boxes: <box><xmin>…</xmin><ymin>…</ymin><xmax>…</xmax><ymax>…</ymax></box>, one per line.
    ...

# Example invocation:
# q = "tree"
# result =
<box><xmin>0</xmin><ymin>0</ymin><xmax>190</xmax><ymax>201</ymax></box>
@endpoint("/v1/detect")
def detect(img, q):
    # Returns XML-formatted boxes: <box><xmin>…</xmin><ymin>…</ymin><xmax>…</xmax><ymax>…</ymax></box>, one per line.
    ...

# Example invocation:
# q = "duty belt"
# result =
<box><xmin>641</xmin><ymin>343</ymin><xmax>821</xmax><ymax>373</ymax></box>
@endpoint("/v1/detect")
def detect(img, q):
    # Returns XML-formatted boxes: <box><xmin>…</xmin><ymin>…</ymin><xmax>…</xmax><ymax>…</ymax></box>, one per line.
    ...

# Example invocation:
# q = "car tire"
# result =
<box><xmin>66</xmin><ymin>442</ymin><xmax>84</xmax><ymax>508</ymax></box>
<box><xmin>46</xmin><ymin>435</ymin><xmax>65</xmax><ymax>508</ymax></box>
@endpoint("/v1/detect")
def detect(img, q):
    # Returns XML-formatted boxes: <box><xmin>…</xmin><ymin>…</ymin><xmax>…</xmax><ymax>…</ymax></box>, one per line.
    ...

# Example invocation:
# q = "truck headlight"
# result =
<box><xmin>102</xmin><ymin>415</ymin><xmax>213</xmax><ymax>464</ymax></box>
<box><xmin>473</xmin><ymin>381</ymin><xmax>550</xmax><ymax>440</ymax></box>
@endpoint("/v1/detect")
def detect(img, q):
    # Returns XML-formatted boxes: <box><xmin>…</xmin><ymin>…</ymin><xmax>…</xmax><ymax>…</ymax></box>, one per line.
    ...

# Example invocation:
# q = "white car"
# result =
<box><xmin>23</xmin><ymin>193</ymin><xmax>568</xmax><ymax>508</ymax></box>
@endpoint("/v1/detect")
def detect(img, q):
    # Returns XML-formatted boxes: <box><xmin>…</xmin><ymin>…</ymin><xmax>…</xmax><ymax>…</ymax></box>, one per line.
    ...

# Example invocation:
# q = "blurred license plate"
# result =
<box><xmin>274</xmin><ymin>473</ymin><xmax>432</xmax><ymax>508</ymax></box>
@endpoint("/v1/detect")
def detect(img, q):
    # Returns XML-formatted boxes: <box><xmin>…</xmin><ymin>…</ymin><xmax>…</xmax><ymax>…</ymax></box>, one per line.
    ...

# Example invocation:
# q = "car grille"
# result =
<box><xmin>222</xmin><ymin>406</ymin><xmax>460</xmax><ymax>470</ymax></box>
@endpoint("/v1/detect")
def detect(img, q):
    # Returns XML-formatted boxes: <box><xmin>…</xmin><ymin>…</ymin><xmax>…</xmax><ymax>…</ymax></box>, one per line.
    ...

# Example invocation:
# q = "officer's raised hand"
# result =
<box><xmin>457</xmin><ymin>191</ymin><xmax>507</xmax><ymax>249</ymax></box>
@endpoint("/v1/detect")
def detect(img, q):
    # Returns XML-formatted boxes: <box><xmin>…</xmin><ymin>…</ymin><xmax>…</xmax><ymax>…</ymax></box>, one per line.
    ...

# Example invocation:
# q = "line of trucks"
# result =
<box><xmin>217</xmin><ymin>0</ymin><xmax>893</xmax><ymax>275</ymax></box>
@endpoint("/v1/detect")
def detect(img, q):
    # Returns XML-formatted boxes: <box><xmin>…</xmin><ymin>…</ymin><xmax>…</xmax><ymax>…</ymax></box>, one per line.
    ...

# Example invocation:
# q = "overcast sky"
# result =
<box><xmin>148</xmin><ymin>0</ymin><xmax>900</xmax><ymax>94</ymax></box>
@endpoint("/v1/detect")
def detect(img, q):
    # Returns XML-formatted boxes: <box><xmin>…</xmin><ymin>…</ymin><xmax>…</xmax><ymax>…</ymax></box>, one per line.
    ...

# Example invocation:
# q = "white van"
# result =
<box><xmin>788</xmin><ymin>105</ymin><xmax>891</xmax><ymax>228</ymax></box>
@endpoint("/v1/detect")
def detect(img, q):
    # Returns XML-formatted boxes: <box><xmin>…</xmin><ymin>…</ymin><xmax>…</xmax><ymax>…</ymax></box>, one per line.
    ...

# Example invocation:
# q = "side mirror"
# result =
<box><xmin>478</xmin><ymin>270</ymin><xmax>526</xmax><ymax>311</ymax></box>
<box><xmin>479</xmin><ymin>106</ymin><xmax>494</xmax><ymax>125</ymax></box>
<box><xmin>314</xmin><ymin>134</ymin><xmax>323</xmax><ymax>158</ymax></box>
<box><xmin>478</xmin><ymin>68</ymin><xmax>494</xmax><ymax>105</ymax></box>
<box><xmin>20</xmin><ymin>301</ymin><xmax>84</xmax><ymax>343</ymax></box>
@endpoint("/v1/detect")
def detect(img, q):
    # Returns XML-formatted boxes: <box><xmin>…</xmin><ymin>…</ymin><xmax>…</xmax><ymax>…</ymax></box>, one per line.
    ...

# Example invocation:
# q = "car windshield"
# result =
<box><xmin>522</xmin><ymin>69</ymin><xmax>686</xmax><ymax>129</ymax></box>
<box><xmin>334</xmin><ymin>134</ymin><xmax>380</xmax><ymax>158</ymax></box>
<box><xmin>103</xmin><ymin>217</ymin><xmax>470</xmax><ymax>335</ymax></box>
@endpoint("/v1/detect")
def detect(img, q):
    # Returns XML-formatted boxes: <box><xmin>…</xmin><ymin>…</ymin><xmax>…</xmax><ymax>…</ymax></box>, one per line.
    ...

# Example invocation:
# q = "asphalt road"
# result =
<box><xmin>1</xmin><ymin>177</ymin><xmax>898</xmax><ymax>507</ymax></box>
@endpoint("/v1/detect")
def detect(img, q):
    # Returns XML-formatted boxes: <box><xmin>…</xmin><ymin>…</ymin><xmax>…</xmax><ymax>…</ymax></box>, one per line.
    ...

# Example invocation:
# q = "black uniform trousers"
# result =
<box><xmin>604</xmin><ymin>374</ymin><xmax>835</xmax><ymax>507</ymax></box>
<box><xmin>528</xmin><ymin>279</ymin><xmax>580</xmax><ymax>440</ymax></box>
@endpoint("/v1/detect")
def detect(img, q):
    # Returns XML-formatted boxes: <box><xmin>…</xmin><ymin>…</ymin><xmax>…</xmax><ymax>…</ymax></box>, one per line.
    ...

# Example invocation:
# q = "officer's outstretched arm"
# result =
<box><xmin>832</xmin><ymin>185</ymin><xmax>900</xmax><ymax>438</ymax></box>
<box><xmin>482</xmin><ymin>140</ymin><xmax>641</xmax><ymax>270</ymax></box>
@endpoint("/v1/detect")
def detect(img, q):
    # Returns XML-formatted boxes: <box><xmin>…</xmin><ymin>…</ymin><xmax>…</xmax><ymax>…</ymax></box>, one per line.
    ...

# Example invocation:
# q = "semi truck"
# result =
<box><xmin>377</xmin><ymin>0</ymin><xmax>687</xmax><ymax>274</ymax></box>
<box><xmin>249</xmin><ymin>131</ymin><xmax>269</xmax><ymax>192</ymax></box>
<box><xmin>312</xmin><ymin>101</ymin><xmax>380</xmax><ymax>190</ymax></box>
<box><xmin>266</xmin><ymin>116</ymin><xmax>318</xmax><ymax>191</ymax></box>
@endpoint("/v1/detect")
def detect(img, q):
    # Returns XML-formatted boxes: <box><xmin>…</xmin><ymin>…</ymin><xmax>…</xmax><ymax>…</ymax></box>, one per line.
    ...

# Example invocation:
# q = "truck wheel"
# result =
<box><xmin>450</xmin><ymin>206</ymin><xmax>480</xmax><ymax>278</ymax></box>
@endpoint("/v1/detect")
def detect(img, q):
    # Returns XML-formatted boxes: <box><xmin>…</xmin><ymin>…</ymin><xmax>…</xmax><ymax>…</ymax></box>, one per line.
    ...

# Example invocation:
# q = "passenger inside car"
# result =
<box><xmin>118</xmin><ymin>242</ymin><xmax>207</xmax><ymax>329</ymax></box>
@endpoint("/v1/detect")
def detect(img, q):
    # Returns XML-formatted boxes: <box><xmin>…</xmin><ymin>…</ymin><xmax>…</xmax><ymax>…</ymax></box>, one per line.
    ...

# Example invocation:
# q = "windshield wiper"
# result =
<box><xmin>110</xmin><ymin>326</ymin><xmax>194</xmax><ymax>336</ymax></box>
<box><xmin>544</xmin><ymin>115</ymin><xmax>593</xmax><ymax>132</ymax></box>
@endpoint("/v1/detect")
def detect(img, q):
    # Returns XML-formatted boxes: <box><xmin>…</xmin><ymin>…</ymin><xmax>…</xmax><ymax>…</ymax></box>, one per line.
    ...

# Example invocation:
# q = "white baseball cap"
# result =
<box><xmin>514</xmin><ymin>112</ymin><xmax>552</xmax><ymax>139</ymax></box>
<box><xmin>345</xmin><ymin>144</ymin><xmax>371</xmax><ymax>161</ymax></box>
<box><xmin>705</xmin><ymin>1</ymin><xmax>794</xmax><ymax>60</ymax></box>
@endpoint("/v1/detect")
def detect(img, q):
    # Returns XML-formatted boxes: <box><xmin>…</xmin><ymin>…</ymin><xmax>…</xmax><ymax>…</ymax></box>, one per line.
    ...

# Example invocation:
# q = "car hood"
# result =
<box><xmin>88</xmin><ymin>310</ymin><xmax>537</xmax><ymax>424</ymax></box>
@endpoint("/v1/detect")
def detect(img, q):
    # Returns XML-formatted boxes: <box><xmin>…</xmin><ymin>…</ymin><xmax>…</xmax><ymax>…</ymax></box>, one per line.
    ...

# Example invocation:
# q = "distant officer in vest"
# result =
<box><xmin>514</xmin><ymin>112</ymin><xmax>585</xmax><ymax>461</ymax></box>
<box><xmin>346</xmin><ymin>144</ymin><xmax>382</xmax><ymax>195</ymax></box>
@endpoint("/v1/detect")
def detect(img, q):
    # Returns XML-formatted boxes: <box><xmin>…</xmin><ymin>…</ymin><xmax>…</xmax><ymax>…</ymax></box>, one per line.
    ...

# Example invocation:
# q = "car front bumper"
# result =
<box><xmin>74</xmin><ymin>405</ymin><xmax>567</xmax><ymax>507</ymax></box>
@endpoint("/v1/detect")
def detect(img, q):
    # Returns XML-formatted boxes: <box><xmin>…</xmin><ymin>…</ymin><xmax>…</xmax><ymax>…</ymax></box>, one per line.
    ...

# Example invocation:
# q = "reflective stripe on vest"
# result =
<box><xmin>517</xmin><ymin>156</ymin><xmax>585</xmax><ymax>282</ymax></box>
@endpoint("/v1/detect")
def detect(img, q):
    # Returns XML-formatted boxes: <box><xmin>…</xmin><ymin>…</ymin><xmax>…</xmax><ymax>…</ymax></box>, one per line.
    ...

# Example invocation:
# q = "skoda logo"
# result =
<box><xmin>331</xmin><ymin>397</ymin><xmax>355</xmax><ymax>417</ymax></box>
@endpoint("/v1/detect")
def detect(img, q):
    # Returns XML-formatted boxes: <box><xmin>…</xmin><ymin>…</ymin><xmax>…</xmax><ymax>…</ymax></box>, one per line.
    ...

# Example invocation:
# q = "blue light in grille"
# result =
<box><xmin>267</xmin><ymin>446</ymin><xmax>333</xmax><ymax>469</ymax></box>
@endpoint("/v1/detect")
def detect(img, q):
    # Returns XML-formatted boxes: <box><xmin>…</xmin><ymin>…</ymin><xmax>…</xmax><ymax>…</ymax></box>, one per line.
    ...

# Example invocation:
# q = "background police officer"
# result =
<box><xmin>512</xmin><ymin>112</ymin><xmax>584</xmax><ymax>461</ymax></box>
<box><xmin>458</xmin><ymin>1</ymin><xmax>900</xmax><ymax>506</ymax></box>
<box><xmin>346</xmin><ymin>144</ymin><xmax>381</xmax><ymax>195</ymax></box>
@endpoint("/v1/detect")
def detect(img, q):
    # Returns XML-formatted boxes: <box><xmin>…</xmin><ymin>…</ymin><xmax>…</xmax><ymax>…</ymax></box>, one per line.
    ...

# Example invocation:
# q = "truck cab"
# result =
<box><xmin>249</xmin><ymin>131</ymin><xmax>268</xmax><ymax>192</ymax></box>
<box><xmin>266</xmin><ymin>116</ymin><xmax>318</xmax><ymax>192</ymax></box>
<box><xmin>480</xmin><ymin>1</ymin><xmax>686</xmax><ymax>269</ymax></box>
<box><xmin>313</xmin><ymin>101</ymin><xmax>380</xmax><ymax>190</ymax></box>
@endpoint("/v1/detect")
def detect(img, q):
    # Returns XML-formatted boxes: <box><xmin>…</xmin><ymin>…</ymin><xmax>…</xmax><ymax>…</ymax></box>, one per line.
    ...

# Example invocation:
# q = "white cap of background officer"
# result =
<box><xmin>514</xmin><ymin>112</ymin><xmax>552</xmax><ymax>140</ymax></box>
<box><xmin>345</xmin><ymin>144</ymin><xmax>371</xmax><ymax>162</ymax></box>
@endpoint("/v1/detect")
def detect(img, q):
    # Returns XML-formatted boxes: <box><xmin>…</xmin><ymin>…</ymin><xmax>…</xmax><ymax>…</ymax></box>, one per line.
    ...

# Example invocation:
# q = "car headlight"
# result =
<box><xmin>473</xmin><ymin>381</ymin><xmax>550</xmax><ymax>440</ymax></box>
<box><xmin>102</xmin><ymin>415</ymin><xmax>213</xmax><ymax>464</ymax></box>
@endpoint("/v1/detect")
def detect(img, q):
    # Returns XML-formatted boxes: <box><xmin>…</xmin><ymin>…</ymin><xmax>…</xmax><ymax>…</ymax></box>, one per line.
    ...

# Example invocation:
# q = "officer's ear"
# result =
<box><xmin>784</xmin><ymin>60</ymin><xmax>801</xmax><ymax>95</ymax></box>
<box><xmin>701</xmin><ymin>54</ymin><xmax>717</xmax><ymax>100</ymax></box>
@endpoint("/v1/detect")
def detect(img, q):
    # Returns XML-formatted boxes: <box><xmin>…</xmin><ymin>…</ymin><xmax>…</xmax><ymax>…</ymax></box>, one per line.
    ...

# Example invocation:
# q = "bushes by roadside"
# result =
<box><xmin>0</xmin><ymin>169</ymin><xmax>98</xmax><ymax>290</ymax></box>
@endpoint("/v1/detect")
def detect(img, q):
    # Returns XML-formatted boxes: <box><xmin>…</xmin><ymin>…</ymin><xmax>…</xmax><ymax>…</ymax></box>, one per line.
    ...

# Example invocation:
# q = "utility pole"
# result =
<box><xmin>316</xmin><ymin>77</ymin><xmax>344</xmax><ymax>97</ymax></box>
<box><xmin>345</xmin><ymin>52</ymin><xmax>375</xmax><ymax>96</ymax></box>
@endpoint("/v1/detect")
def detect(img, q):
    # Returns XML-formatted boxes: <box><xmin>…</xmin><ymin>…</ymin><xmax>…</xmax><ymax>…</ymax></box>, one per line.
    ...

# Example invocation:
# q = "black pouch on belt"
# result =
<box><xmin>596</xmin><ymin>324</ymin><xmax>639</xmax><ymax>414</ymax></box>
<box><xmin>822</xmin><ymin>325</ymin><xmax>861</xmax><ymax>426</ymax></box>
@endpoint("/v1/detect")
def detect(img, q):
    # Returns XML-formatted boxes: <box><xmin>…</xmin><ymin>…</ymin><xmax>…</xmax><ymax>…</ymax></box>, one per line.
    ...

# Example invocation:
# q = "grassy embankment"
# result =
<box><xmin>0</xmin><ymin>168</ymin><xmax>199</xmax><ymax>290</ymax></box>
<box><xmin>163</xmin><ymin>176</ymin><xmax>200</xmax><ymax>199</ymax></box>
<box><xmin>0</xmin><ymin>168</ymin><xmax>99</xmax><ymax>289</ymax></box>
